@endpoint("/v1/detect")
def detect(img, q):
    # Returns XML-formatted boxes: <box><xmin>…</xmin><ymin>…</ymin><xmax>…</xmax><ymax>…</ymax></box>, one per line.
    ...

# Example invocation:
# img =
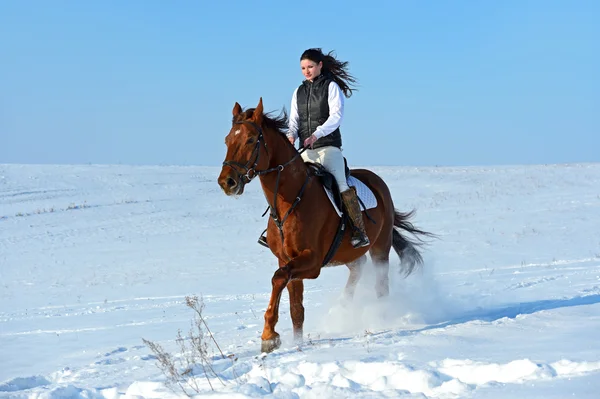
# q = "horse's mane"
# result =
<box><xmin>232</xmin><ymin>107</ymin><xmax>298</xmax><ymax>152</ymax></box>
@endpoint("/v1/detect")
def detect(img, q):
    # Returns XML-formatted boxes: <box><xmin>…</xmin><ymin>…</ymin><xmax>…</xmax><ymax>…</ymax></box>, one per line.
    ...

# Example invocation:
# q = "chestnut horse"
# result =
<box><xmin>218</xmin><ymin>98</ymin><xmax>432</xmax><ymax>353</ymax></box>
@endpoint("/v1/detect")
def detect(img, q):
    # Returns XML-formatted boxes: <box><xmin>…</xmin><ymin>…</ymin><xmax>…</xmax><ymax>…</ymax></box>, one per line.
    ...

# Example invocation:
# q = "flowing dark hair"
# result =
<box><xmin>300</xmin><ymin>48</ymin><xmax>358</xmax><ymax>98</ymax></box>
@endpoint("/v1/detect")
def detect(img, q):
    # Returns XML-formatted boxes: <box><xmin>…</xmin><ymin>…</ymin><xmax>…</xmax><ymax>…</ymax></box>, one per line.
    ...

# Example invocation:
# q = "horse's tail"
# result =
<box><xmin>392</xmin><ymin>209</ymin><xmax>435</xmax><ymax>277</ymax></box>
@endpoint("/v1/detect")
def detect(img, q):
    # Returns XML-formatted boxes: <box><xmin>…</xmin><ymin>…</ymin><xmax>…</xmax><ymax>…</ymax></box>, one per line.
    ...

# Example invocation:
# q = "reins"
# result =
<box><xmin>222</xmin><ymin>120</ymin><xmax>309</xmax><ymax>261</ymax></box>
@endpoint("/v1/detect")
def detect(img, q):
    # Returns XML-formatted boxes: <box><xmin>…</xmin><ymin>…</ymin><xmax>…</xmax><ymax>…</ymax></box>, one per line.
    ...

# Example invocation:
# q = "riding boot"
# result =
<box><xmin>341</xmin><ymin>187</ymin><xmax>370</xmax><ymax>248</ymax></box>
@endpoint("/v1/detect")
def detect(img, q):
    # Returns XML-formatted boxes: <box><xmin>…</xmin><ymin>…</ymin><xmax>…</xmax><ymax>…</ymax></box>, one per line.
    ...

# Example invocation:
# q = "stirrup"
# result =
<box><xmin>257</xmin><ymin>229</ymin><xmax>269</xmax><ymax>248</ymax></box>
<box><xmin>349</xmin><ymin>226</ymin><xmax>370</xmax><ymax>248</ymax></box>
<box><xmin>351</xmin><ymin>235</ymin><xmax>370</xmax><ymax>248</ymax></box>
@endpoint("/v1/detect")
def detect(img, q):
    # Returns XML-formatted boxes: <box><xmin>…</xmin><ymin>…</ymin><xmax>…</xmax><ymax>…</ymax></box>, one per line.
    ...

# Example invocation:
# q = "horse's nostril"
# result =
<box><xmin>226</xmin><ymin>177</ymin><xmax>237</xmax><ymax>188</ymax></box>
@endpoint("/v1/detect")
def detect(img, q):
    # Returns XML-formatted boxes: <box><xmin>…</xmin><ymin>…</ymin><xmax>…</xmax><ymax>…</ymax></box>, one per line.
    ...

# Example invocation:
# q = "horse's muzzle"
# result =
<box><xmin>218</xmin><ymin>170</ymin><xmax>245</xmax><ymax>196</ymax></box>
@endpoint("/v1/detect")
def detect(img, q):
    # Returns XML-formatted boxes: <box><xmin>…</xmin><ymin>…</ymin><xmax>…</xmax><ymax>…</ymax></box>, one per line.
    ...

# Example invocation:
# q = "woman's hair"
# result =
<box><xmin>300</xmin><ymin>48</ymin><xmax>358</xmax><ymax>98</ymax></box>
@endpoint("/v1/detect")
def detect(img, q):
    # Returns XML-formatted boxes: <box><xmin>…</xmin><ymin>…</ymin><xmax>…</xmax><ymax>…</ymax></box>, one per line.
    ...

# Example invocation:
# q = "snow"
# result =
<box><xmin>1</xmin><ymin>163</ymin><xmax>599</xmax><ymax>398</ymax></box>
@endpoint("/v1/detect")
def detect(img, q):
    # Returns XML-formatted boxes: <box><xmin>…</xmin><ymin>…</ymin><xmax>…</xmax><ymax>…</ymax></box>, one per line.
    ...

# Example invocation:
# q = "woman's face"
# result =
<box><xmin>300</xmin><ymin>59</ymin><xmax>322</xmax><ymax>82</ymax></box>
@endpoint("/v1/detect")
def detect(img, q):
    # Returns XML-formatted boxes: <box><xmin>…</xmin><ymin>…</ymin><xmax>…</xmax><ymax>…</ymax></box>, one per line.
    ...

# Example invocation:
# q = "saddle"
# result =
<box><xmin>258</xmin><ymin>158</ymin><xmax>374</xmax><ymax>266</ymax></box>
<box><xmin>305</xmin><ymin>158</ymin><xmax>351</xmax><ymax>212</ymax></box>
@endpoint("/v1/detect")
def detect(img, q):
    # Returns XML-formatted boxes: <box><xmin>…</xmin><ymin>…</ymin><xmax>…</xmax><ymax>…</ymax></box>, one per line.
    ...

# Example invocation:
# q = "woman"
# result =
<box><xmin>287</xmin><ymin>48</ymin><xmax>369</xmax><ymax>248</ymax></box>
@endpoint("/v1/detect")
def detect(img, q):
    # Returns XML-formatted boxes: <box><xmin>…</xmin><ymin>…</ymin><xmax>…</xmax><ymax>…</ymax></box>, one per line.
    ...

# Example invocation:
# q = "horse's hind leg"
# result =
<box><xmin>344</xmin><ymin>255</ymin><xmax>367</xmax><ymax>301</ymax></box>
<box><xmin>370</xmin><ymin>244</ymin><xmax>391</xmax><ymax>298</ymax></box>
<box><xmin>287</xmin><ymin>279</ymin><xmax>304</xmax><ymax>343</ymax></box>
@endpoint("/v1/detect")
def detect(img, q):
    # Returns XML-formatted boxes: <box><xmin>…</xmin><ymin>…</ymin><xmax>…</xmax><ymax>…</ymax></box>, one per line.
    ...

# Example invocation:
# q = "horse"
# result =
<box><xmin>218</xmin><ymin>98</ymin><xmax>433</xmax><ymax>353</ymax></box>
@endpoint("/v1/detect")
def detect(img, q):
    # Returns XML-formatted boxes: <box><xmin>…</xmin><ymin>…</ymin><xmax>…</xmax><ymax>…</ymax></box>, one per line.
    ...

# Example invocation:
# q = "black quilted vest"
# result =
<box><xmin>296</xmin><ymin>73</ymin><xmax>342</xmax><ymax>149</ymax></box>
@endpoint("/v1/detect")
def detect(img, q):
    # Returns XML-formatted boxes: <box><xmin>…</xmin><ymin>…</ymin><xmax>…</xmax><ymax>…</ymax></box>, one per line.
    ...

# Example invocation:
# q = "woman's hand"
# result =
<box><xmin>303</xmin><ymin>135</ymin><xmax>317</xmax><ymax>149</ymax></box>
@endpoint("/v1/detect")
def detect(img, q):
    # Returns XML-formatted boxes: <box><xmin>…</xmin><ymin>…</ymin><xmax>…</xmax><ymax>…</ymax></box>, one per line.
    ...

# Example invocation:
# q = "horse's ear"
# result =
<box><xmin>232</xmin><ymin>102</ymin><xmax>242</xmax><ymax>117</ymax></box>
<box><xmin>252</xmin><ymin>97</ymin><xmax>264</xmax><ymax>125</ymax></box>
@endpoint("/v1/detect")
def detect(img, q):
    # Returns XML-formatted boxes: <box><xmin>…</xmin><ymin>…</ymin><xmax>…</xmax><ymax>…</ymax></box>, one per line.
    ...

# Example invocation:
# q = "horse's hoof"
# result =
<box><xmin>261</xmin><ymin>335</ymin><xmax>281</xmax><ymax>353</ymax></box>
<box><xmin>341</xmin><ymin>295</ymin><xmax>353</xmax><ymax>308</ymax></box>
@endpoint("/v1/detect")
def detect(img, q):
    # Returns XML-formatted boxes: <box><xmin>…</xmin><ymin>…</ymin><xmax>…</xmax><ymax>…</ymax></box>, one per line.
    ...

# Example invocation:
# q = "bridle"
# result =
<box><xmin>221</xmin><ymin>120</ymin><xmax>267</xmax><ymax>185</ymax></box>
<box><xmin>222</xmin><ymin>120</ymin><xmax>309</xmax><ymax>259</ymax></box>
<box><xmin>222</xmin><ymin>120</ymin><xmax>307</xmax><ymax>185</ymax></box>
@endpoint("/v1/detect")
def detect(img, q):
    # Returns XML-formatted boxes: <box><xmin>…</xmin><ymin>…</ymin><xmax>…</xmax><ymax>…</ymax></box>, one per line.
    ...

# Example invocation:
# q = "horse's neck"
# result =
<box><xmin>258</xmin><ymin>132</ymin><xmax>308</xmax><ymax>204</ymax></box>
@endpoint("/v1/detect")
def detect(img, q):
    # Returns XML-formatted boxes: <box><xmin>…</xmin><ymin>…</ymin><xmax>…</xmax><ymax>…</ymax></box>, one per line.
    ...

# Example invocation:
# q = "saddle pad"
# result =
<box><xmin>324</xmin><ymin>176</ymin><xmax>378</xmax><ymax>217</ymax></box>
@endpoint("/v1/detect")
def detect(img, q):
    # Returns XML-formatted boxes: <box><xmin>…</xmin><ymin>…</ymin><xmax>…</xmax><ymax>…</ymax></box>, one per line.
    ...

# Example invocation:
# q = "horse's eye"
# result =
<box><xmin>246</xmin><ymin>138</ymin><xmax>255</xmax><ymax>145</ymax></box>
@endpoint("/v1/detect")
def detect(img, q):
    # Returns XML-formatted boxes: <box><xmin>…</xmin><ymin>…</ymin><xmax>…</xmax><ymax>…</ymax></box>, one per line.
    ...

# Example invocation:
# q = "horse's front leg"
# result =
<box><xmin>261</xmin><ymin>264</ymin><xmax>289</xmax><ymax>353</ymax></box>
<box><xmin>287</xmin><ymin>279</ymin><xmax>304</xmax><ymax>343</ymax></box>
<box><xmin>261</xmin><ymin>249</ymin><xmax>319</xmax><ymax>353</ymax></box>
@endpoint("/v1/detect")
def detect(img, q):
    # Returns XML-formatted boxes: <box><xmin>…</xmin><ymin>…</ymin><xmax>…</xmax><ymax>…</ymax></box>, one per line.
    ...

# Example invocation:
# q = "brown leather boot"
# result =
<box><xmin>341</xmin><ymin>187</ymin><xmax>370</xmax><ymax>248</ymax></box>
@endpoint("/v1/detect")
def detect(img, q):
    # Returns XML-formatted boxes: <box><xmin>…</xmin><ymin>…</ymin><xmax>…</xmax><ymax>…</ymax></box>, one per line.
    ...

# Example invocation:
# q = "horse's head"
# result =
<box><xmin>218</xmin><ymin>98</ymin><xmax>269</xmax><ymax>196</ymax></box>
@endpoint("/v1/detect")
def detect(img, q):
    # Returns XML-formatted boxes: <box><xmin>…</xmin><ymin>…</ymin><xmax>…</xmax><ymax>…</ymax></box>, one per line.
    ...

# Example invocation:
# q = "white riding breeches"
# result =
<box><xmin>301</xmin><ymin>146</ymin><xmax>349</xmax><ymax>192</ymax></box>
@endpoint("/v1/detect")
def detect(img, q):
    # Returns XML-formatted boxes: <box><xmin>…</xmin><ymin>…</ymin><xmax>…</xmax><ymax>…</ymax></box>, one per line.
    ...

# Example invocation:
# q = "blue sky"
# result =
<box><xmin>1</xmin><ymin>0</ymin><xmax>598</xmax><ymax>166</ymax></box>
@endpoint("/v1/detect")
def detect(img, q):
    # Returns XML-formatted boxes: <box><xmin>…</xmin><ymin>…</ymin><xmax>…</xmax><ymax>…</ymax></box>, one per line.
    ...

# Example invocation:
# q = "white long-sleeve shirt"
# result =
<box><xmin>287</xmin><ymin>81</ymin><xmax>345</xmax><ymax>142</ymax></box>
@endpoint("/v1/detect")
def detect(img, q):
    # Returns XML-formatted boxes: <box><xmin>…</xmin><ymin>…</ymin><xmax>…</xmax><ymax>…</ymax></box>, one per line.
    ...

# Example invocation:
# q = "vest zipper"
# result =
<box><xmin>307</xmin><ymin>83</ymin><xmax>312</xmax><ymax>138</ymax></box>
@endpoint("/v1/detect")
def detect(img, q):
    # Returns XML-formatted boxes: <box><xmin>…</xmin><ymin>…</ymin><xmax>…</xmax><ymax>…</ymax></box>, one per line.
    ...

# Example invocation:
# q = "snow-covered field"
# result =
<box><xmin>1</xmin><ymin>163</ymin><xmax>599</xmax><ymax>398</ymax></box>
